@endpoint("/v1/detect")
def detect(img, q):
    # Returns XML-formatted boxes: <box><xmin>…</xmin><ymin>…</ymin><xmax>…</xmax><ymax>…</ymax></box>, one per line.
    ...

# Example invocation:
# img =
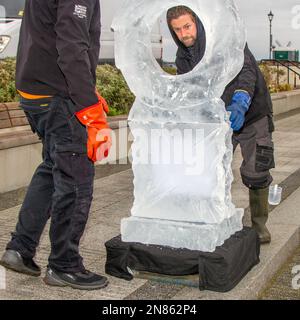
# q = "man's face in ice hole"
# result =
<box><xmin>170</xmin><ymin>14</ymin><xmax>197</xmax><ymax>47</ymax></box>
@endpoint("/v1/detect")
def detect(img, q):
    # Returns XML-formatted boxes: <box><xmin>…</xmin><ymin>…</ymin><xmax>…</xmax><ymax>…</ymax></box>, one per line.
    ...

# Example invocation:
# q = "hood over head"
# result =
<box><xmin>168</xmin><ymin>15</ymin><xmax>206</xmax><ymax>68</ymax></box>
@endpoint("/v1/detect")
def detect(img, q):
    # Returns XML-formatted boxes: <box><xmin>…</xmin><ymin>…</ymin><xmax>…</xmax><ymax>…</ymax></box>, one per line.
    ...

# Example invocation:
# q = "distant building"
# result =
<box><xmin>273</xmin><ymin>47</ymin><xmax>299</xmax><ymax>62</ymax></box>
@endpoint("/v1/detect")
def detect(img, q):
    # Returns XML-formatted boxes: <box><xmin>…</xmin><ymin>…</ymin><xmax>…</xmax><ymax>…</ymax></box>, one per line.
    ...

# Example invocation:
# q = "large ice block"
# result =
<box><xmin>112</xmin><ymin>0</ymin><xmax>247</xmax><ymax>252</ymax></box>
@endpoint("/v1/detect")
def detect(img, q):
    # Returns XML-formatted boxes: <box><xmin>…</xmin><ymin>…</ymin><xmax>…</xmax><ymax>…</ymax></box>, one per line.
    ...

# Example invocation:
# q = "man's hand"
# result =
<box><xmin>76</xmin><ymin>95</ymin><xmax>112</xmax><ymax>162</ymax></box>
<box><xmin>227</xmin><ymin>91</ymin><xmax>251</xmax><ymax>131</ymax></box>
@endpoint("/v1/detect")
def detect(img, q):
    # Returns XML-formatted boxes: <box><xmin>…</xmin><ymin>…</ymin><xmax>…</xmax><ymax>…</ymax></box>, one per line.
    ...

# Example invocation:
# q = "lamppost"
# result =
<box><xmin>268</xmin><ymin>11</ymin><xmax>274</xmax><ymax>60</ymax></box>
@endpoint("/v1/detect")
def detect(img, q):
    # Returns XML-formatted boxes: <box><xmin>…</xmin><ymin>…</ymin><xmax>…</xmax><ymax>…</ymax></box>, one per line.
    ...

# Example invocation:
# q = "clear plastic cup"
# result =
<box><xmin>268</xmin><ymin>184</ymin><xmax>282</xmax><ymax>205</ymax></box>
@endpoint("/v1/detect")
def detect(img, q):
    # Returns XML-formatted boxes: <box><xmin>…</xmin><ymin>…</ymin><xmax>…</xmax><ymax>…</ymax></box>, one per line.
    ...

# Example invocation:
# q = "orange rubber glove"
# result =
<box><xmin>76</xmin><ymin>95</ymin><xmax>112</xmax><ymax>162</ymax></box>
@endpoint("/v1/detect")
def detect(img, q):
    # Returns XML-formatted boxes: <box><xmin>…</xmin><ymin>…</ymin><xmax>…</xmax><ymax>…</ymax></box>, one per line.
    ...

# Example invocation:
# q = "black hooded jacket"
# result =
<box><xmin>169</xmin><ymin>18</ymin><xmax>274</xmax><ymax>131</ymax></box>
<box><xmin>15</xmin><ymin>0</ymin><xmax>100</xmax><ymax>112</ymax></box>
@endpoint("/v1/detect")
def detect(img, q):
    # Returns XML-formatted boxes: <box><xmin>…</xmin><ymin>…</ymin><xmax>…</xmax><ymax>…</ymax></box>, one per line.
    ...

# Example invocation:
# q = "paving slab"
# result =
<box><xmin>0</xmin><ymin>112</ymin><xmax>300</xmax><ymax>300</ymax></box>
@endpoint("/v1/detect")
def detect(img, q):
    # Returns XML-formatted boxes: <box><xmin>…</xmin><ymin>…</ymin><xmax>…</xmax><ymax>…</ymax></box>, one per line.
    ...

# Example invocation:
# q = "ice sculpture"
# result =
<box><xmin>112</xmin><ymin>0</ymin><xmax>247</xmax><ymax>252</ymax></box>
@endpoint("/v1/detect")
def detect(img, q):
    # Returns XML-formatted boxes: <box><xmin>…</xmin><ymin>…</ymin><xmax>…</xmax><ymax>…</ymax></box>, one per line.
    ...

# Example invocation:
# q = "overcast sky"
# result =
<box><xmin>161</xmin><ymin>0</ymin><xmax>300</xmax><ymax>61</ymax></box>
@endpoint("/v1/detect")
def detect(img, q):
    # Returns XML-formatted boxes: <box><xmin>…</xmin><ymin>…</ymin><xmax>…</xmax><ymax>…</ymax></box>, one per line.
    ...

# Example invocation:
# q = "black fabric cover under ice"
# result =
<box><xmin>198</xmin><ymin>227</ymin><xmax>260</xmax><ymax>292</ymax></box>
<box><xmin>105</xmin><ymin>227</ymin><xmax>260</xmax><ymax>292</ymax></box>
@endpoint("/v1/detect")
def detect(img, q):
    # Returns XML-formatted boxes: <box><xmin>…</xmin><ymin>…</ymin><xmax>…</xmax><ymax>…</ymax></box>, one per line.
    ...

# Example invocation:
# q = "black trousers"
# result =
<box><xmin>7</xmin><ymin>96</ymin><xmax>94</xmax><ymax>273</ymax></box>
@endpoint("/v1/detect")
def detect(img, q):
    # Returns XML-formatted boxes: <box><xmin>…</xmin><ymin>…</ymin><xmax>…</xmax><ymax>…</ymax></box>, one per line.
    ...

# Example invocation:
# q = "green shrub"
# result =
<box><xmin>162</xmin><ymin>66</ymin><xmax>177</xmax><ymax>75</ymax></box>
<box><xmin>269</xmin><ymin>83</ymin><xmax>293</xmax><ymax>93</ymax></box>
<box><xmin>0</xmin><ymin>58</ymin><xmax>18</xmax><ymax>103</ymax></box>
<box><xmin>96</xmin><ymin>64</ymin><xmax>135</xmax><ymax>116</ymax></box>
<box><xmin>1</xmin><ymin>58</ymin><xmax>294</xmax><ymax>109</ymax></box>
<box><xmin>0</xmin><ymin>58</ymin><xmax>135</xmax><ymax>115</ymax></box>
<box><xmin>259</xmin><ymin>63</ymin><xmax>293</xmax><ymax>93</ymax></box>
<box><xmin>259</xmin><ymin>63</ymin><xmax>272</xmax><ymax>89</ymax></box>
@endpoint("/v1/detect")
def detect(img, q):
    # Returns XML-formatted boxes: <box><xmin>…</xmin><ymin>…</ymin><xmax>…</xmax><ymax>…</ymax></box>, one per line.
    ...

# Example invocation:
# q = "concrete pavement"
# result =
<box><xmin>0</xmin><ymin>110</ymin><xmax>300</xmax><ymax>300</ymax></box>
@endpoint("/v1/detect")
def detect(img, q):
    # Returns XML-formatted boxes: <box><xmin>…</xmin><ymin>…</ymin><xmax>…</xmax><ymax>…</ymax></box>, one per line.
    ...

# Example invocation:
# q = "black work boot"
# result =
<box><xmin>0</xmin><ymin>250</ymin><xmax>41</xmax><ymax>276</ymax></box>
<box><xmin>43</xmin><ymin>267</ymin><xmax>109</xmax><ymax>290</ymax></box>
<box><xmin>249</xmin><ymin>187</ymin><xmax>271</xmax><ymax>244</ymax></box>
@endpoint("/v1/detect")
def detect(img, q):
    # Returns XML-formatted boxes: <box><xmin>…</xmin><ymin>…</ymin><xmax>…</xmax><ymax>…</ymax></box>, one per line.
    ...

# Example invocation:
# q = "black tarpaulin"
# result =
<box><xmin>105</xmin><ymin>227</ymin><xmax>260</xmax><ymax>292</ymax></box>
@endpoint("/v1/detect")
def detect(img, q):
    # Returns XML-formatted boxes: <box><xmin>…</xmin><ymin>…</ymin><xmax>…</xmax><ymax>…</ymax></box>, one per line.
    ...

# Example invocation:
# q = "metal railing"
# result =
<box><xmin>260</xmin><ymin>59</ymin><xmax>300</xmax><ymax>89</ymax></box>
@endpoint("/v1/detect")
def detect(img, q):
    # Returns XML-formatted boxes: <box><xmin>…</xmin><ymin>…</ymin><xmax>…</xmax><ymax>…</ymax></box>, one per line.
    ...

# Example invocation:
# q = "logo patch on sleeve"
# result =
<box><xmin>73</xmin><ymin>4</ymin><xmax>87</xmax><ymax>19</ymax></box>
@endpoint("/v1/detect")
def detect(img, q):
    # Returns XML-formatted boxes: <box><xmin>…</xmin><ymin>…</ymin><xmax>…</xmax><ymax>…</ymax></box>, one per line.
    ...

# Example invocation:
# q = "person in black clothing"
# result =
<box><xmin>167</xmin><ymin>6</ymin><xmax>275</xmax><ymax>244</ymax></box>
<box><xmin>0</xmin><ymin>0</ymin><xmax>111</xmax><ymax>290</ymax></box>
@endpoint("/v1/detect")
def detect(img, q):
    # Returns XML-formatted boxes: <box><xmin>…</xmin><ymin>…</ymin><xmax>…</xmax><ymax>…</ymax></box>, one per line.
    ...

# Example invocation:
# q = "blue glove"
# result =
<box><xmin>227</xmin><ymin>91</ymin><xmax>251</xmax><ymax>131</ymax></box>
